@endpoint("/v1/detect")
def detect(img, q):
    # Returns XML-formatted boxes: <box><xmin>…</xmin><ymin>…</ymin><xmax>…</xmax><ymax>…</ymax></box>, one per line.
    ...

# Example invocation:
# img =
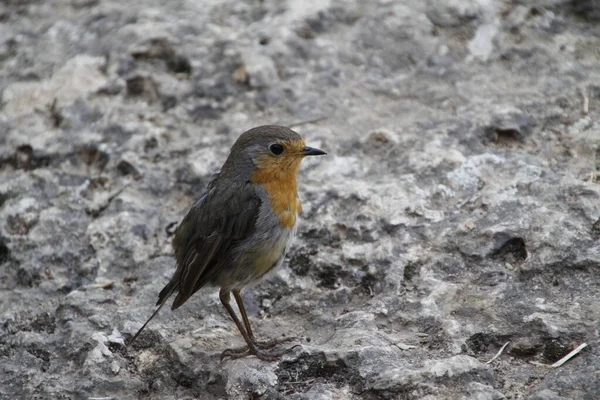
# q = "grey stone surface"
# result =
<box><xmin>1</xmin><ymin>0</ymin><xmax>599</xmax><ymax>399</ymax></box>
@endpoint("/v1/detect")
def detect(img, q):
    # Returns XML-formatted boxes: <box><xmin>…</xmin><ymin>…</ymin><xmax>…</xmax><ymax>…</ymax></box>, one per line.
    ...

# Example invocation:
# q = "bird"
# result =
<box><xmin>129</xmin><ymin>125</ymin><xmax>326</xmax><ymax>361</ymax></box>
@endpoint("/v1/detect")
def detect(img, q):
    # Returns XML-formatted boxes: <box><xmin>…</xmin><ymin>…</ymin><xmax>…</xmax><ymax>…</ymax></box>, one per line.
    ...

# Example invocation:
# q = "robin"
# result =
<box><xmin>129</xmin><ymin>125</ymin><xmax>326</xmax><ymax>361</ymax></box>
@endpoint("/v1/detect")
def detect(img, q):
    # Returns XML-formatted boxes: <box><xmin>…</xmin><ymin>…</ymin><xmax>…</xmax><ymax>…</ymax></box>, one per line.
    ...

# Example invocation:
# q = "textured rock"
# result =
<box><xmin>2</xmin><ymin>55</ymin><xmax>108</xmax><ymax>118</ymax></box>
<box><xmin>1</xmin><ymin>0</ymin><xmax>599</xmax><ymax>399</ymax></box>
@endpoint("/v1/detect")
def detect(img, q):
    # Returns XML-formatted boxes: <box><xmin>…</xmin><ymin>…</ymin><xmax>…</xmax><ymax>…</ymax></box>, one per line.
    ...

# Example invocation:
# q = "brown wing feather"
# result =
<box><xmin>170</xmin><ymin>236</ymin><xmax>222</xmax><ymax>309</ymax></box>
<box><xmin>166</xmin><ymin>181</ymin><xmax>261</xmax><ymax>310</ymax></box>
<box><xmin>130</xmin><ymin>181</ymin><xmax>261</xmax><ymax>345</ymax></box>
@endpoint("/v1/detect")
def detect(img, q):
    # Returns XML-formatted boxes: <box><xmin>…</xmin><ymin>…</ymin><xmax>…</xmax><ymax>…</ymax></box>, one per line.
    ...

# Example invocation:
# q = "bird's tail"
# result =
<box><xmin>128</xmin><ymin>280</ymin><xmax>178</xmax><ymax>345</ymax></box>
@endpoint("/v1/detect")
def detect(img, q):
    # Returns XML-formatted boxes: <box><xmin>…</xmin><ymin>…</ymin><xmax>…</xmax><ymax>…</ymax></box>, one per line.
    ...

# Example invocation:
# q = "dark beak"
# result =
<box><xmin>302</xmin><ymin>146</ymin><xmax>327</xmax><ymax>156</ymax></box>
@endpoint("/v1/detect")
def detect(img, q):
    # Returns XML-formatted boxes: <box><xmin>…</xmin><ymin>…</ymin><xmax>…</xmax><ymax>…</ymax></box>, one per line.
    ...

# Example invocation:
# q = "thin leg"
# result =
<box><xmin>232</xmin><ymin>288</ymin><xmax>254</xmax><ymax>340</ymax></box>
<box><xmin>232</xmin><ymin>288</ymin><xmax>297</xmax><ymax>350</ymax></box>
<box><xmin>219</xmin><ymin>288</ymin><xmax>253</xmax><ymax>348</ymax></box>
<box><xmin>219</xmin><ymin>288</ymin><xmax>284</xmax><ymax>361</ymax></box>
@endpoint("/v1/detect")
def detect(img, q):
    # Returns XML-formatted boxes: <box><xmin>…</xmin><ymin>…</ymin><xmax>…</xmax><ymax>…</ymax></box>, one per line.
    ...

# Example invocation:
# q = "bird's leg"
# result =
<box><xmin>232</xmin><ymin>288</ymin><xmax>255</xmax><ymax>340</ymax></box>
<box><xmin>219</xmin><ymin>288</ymin><xmax>285</xmax><ymax>361</ymax></box>
<box><xmin>232</xmin><ymin>288</ymin><xmax>297</xmax><ymax>350</ymax></box>
<box><xmin>219</xmin><ymin>288</ymin><xmax>299</xmax><ymax>361</ymax></box>
<box><xmin>219</xmin><ymin>288</ymin><xmax>258</xmax><ymax>358</ymax></box>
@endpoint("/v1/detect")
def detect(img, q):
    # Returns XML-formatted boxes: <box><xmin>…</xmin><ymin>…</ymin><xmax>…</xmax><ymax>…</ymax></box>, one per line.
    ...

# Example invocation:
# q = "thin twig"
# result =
<box><xmin>287</xmin><ymin>116</ymin><xmax>328</xmax><ymax>128</ymax></box>
<box><xmin>393</xmin><ymin>342</ymin><xmax>417</xmax><ymax>351</ymax></box>
<box><xmin>579</xmin><ymin>87</ymin><xmax>589</xmax><ymax>116</ymax></box>
<box><xmin>529</xmin><ymin>361</ymin><xmax>548</xmax><ymax>367</ymax></box>
<box><xmin>284</xmin><ymin>379</ymin><xmax>315</xmax><ymax>385</ymax></box>
<box><xmin>551</xmin><ymin>343</ymin><xmax>587</xmax><ymax>368</ymax></box>
<box><xmin>486</xmin><ymin>341</ymin><xmax>510</xmax><ymax>364</ymax></box>
<box><xmin>88</xmin><ymin>183</ymin><xmax>130</xmax><ymax>218</ymax></box>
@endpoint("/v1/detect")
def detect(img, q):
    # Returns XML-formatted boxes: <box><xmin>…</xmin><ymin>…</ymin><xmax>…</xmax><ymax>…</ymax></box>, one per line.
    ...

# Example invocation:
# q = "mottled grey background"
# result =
<box><xmin>1</xmin><ymin>0</ymin><xmax>599</xmax><ymax>399</ymax></box>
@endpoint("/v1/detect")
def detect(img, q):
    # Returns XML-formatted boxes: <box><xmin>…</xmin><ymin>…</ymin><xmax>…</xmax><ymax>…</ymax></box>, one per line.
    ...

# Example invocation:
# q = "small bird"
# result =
<box><xmin>129</xmin><ymin>125</ymin><xmax>326</xmax><ymax>361</ymax></box>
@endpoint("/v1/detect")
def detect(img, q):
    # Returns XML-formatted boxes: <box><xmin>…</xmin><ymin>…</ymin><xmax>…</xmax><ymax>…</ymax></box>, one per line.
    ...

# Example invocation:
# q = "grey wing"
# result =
<box><xmin>166</xmin><ymin>182</ymin><xmax>261</xmax><ymax>310</ymax></box>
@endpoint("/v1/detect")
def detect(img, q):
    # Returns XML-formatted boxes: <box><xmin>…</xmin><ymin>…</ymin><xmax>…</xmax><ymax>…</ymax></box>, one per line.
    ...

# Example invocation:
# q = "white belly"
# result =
<box><xmin>251</xmin><ymin>224</ymin><xmax>295</xmax><ymax>278</ymax></box>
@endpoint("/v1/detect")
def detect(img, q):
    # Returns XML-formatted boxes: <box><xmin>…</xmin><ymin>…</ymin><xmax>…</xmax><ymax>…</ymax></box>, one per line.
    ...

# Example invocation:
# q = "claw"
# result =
<box><xmin>220</xmin><ymin>344</ymin><xmax>300</xmax><ymax>362</ymax></box>
<box><xmin>220</xmin><ymin>344</ymin><xmax>251</xmax><ymax>356</ymax></box>
<box><xmin>219</xmin><ymin>336</ymin><xmax>300</xmax><ymax>361</ymax></box>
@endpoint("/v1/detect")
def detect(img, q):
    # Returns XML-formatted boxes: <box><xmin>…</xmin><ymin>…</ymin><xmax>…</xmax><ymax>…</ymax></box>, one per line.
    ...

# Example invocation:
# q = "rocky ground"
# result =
<box><xmin>1</xmin><ymin>0</ymin><xmax>599</xmax><ymax>399</ymax></box>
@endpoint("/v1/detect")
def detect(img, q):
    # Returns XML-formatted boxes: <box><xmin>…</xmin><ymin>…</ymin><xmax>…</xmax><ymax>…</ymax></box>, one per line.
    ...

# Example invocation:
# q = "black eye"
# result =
<box><xmin>269</xmin><ymin>143</ymin><xmax>284</xmax><ymax>155</ymax></box>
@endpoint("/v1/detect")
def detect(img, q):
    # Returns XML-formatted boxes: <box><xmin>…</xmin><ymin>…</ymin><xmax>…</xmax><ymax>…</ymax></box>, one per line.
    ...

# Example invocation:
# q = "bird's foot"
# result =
<box><xmin>220</xmin><ymin>342</ymin><xmax>300</xmax><ymax>362</ymax></box>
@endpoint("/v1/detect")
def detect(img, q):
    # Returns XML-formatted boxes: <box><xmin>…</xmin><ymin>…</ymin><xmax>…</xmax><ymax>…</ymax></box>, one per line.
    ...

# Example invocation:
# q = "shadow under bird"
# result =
<box><xmin>129</xmin><ymin>125</ymin><xmax>327</xmax><ymax>361</ymax></box>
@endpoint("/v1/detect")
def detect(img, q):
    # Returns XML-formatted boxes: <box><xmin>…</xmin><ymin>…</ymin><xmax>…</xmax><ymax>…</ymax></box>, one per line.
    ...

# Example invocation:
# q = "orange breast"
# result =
<box><xmin>251</xmin><ymin>158</ymin><xmax>303</xmax><ymax>228</ymax></box>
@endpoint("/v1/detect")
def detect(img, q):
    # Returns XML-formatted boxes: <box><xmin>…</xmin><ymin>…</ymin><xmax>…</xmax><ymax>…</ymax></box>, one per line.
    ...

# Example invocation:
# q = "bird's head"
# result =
<box><xmin>223</xmin><ymin>125</ymin><xmax>326</xmax><ymax>183</ymax></box>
